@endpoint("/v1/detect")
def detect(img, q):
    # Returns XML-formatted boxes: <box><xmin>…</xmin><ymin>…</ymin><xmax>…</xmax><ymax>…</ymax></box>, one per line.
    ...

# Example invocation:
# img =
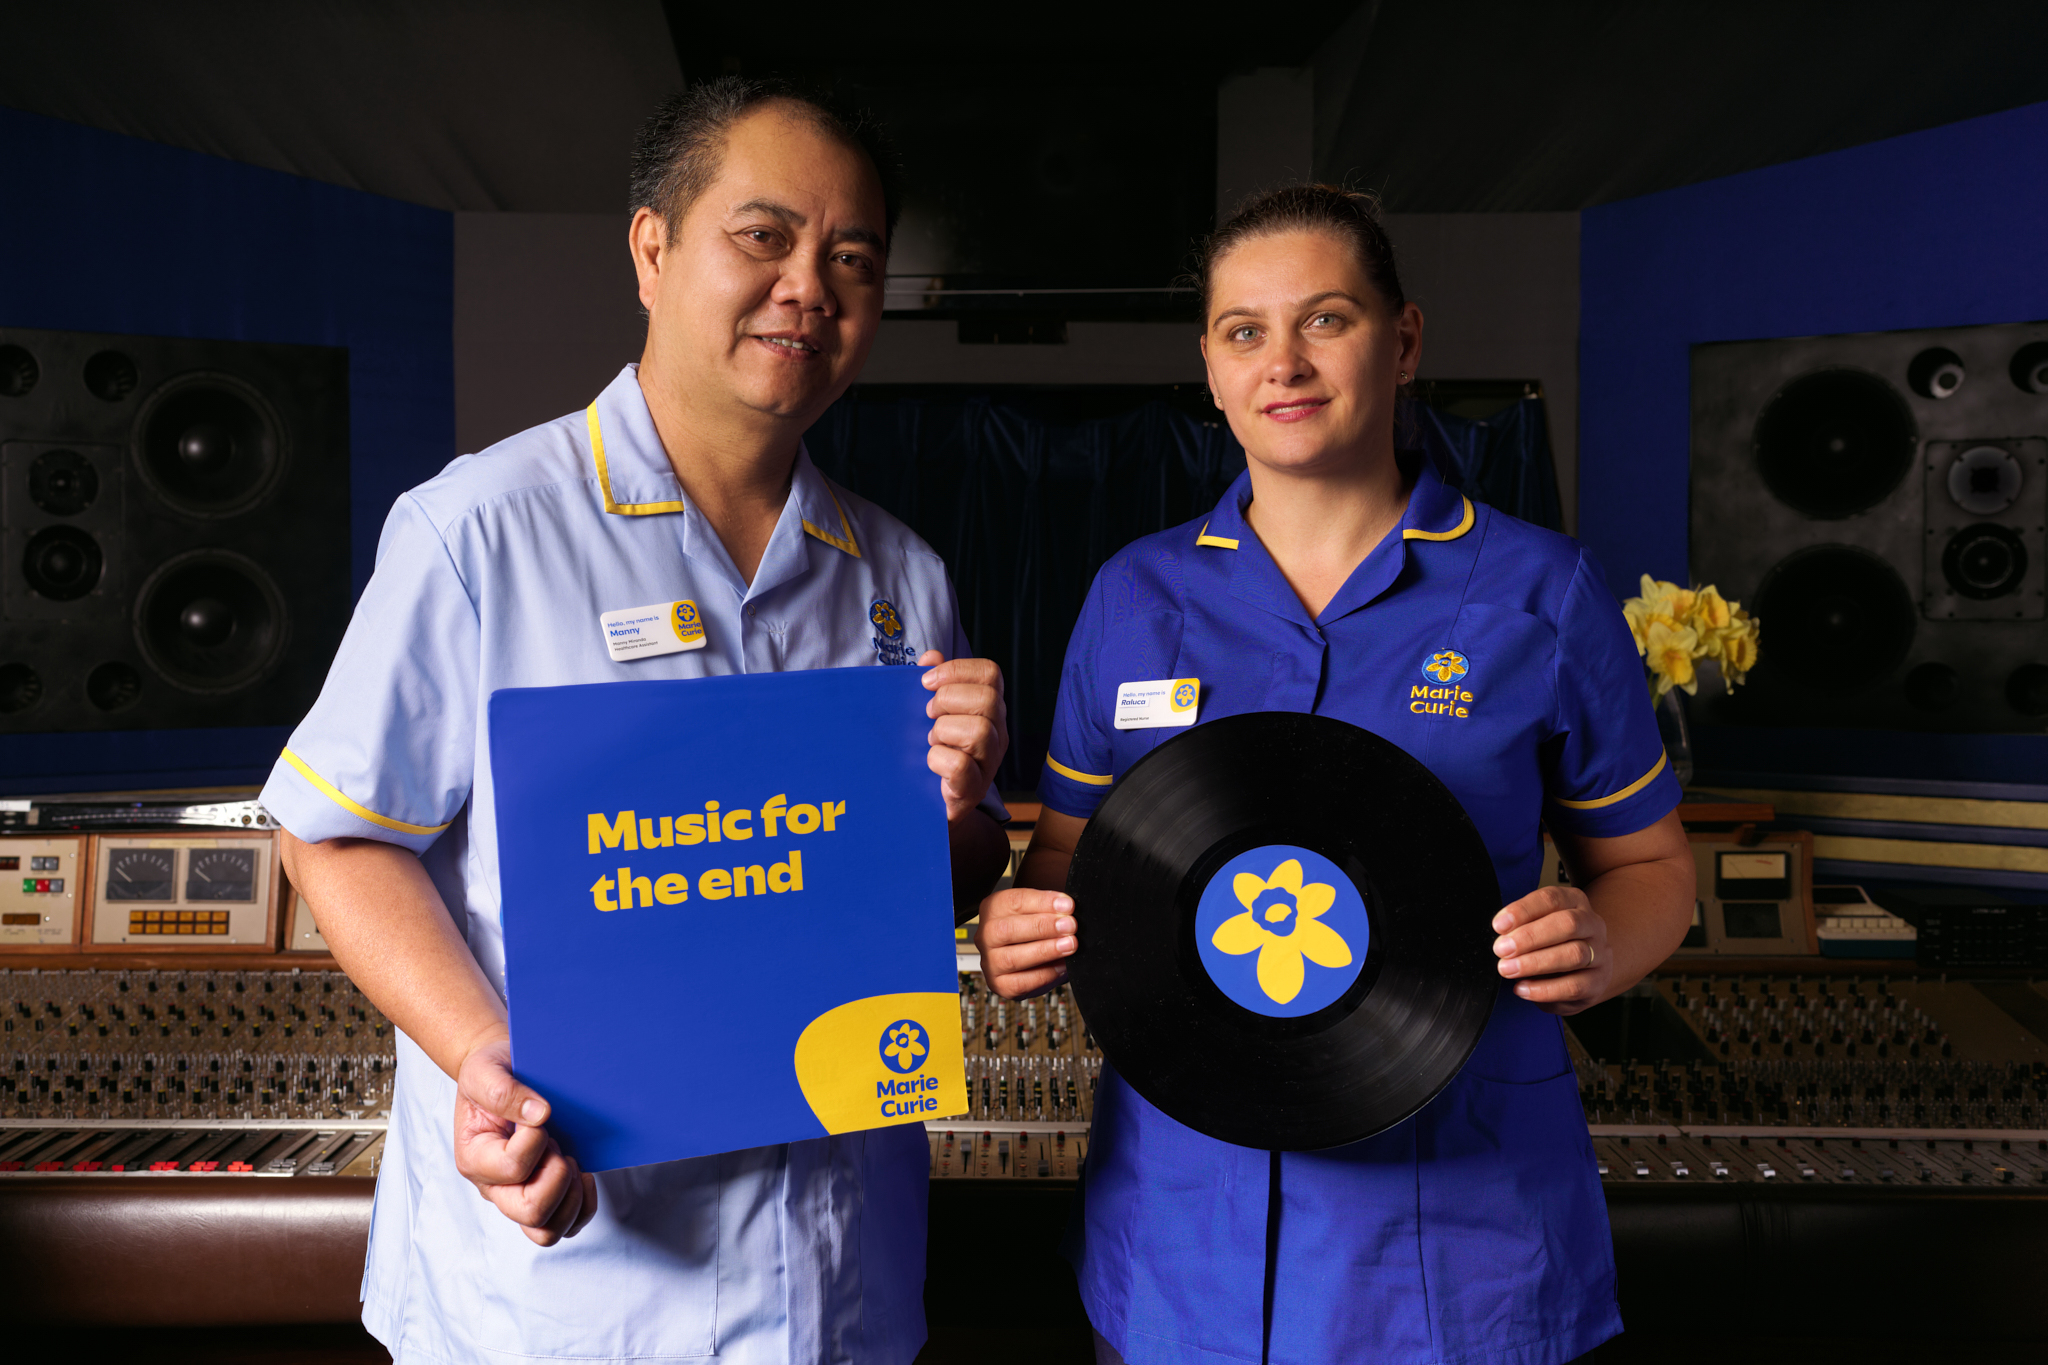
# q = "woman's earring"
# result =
<box><xmin>1397</xmin><ymin>371</ymin><xmax>1408</xmax><ymax>383</ymax></box>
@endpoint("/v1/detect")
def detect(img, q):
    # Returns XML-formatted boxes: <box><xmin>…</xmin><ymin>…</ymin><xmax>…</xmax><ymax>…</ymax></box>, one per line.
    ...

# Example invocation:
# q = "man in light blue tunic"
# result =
<box><xmin>266</xmin><ymin>79</ymin><xmax>1012</xmax><ymax>1364</ymax></box>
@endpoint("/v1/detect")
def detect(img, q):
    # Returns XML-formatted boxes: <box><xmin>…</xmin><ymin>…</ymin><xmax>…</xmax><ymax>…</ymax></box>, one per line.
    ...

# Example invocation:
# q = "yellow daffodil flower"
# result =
<box><xmin>883</xmin><ymin>1022</ymin><xmax>926</xmax><ymax>1069</ymax></box>
<box><xmin>1644</xmin><ymin>619</ymin><xmax>1700</xmax><ymax>699</ymax></box>
<box><xmin>1210</xmin><ymin>859</ymin><xmax>1353</xmax><ymax>1004</ymax></box>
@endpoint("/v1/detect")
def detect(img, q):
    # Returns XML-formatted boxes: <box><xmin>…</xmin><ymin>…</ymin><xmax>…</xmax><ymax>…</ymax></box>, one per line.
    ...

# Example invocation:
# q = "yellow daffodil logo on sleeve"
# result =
<box><xmin>1423</xmin><ymin>650</ymin><xmax>1469</xmax><ymax>683</ymax></box>
<box><xmin>1195</xmin><ymin>846</ymin><xmax>1370</xmax><ymax>1017</ymax></box>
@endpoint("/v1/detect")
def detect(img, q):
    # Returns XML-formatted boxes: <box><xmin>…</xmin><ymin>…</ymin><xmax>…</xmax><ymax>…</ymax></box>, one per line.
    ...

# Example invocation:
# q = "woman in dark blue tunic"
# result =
<box><xmin>976</xmin><ymin>186</ymin><xmax>1696</xmax><ymax>1365</ymax></box>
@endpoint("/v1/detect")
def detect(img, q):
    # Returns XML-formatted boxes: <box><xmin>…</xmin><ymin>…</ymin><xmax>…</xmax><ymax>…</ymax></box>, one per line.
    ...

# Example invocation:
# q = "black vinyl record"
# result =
<box><xmin>1065</xmin><ymin>711</ymin><xmax>1501</xmax><ymax>1150</ymax></box>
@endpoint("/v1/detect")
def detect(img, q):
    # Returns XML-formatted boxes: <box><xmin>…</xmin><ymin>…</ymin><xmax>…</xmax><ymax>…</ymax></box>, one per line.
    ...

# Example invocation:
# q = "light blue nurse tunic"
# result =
<box><xmin>260</xmin><ymin>365</ymin><xmax>992</xmax><ymax>1365</ymax></box>
<box><xmin>1039</xmin><ymin>459</ymin><xmax>1680</xmax><ymax>1365</ymax></box>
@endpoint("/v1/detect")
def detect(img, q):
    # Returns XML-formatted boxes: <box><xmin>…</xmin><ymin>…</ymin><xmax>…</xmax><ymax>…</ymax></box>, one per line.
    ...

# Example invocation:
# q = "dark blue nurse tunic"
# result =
<box><xmin>1039</xmin><ymin>460</ymin><xmax>1680</xmax><ymax>1365</ymax></box>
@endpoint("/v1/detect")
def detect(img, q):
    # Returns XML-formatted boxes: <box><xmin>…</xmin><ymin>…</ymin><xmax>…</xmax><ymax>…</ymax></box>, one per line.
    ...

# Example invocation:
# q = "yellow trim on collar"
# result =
<box><xmin>1551</xmin><ymin>752</ymin><xmax>1669</xmax><ymax>811</ymax></box>
<box><xmin>802</xmin><ymin>486</ymin><xmax>862</xmax><ymax>558</ymax></box>
<box><xmin>281</xmin><ymin>749</ymin><xmax>453</xmax><ymax>836</ymax></box>
<box><xmin>1194</xmin><ymin>521</ymin><xmax>1240</xmax><ymax>549</ymax></box>
<box><xmin>1045</xmin><ymin>755</ymin><xmax>1114</xmax><ymax>787</ymax></box>
<box><xmin>1403</xmin><ymin>496</ymin><xmax>1476</xmax><ymax>543</ymax></box>
<box><xmin>587</xmin><ymin>404</ymin><xmax>684</xmax><ymax>516</ymax></box>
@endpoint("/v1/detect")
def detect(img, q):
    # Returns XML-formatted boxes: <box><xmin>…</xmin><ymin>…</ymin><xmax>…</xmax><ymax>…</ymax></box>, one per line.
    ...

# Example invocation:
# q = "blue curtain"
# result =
<box><xmin>804</xmin><ymin>388</ymin><xmax>1561</xmax><ymax>792</ymax></box>
<box><xmin>1412</xmin><ymin>396</ymin><xmax>1564</xmax><ymax>535</ymax></box>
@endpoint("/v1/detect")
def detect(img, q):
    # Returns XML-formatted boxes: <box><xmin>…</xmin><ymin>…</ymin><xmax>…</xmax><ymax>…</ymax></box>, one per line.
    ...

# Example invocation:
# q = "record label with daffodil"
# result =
<box><xmin>1065</xmin><ymin>711</ymin><xmax>1500</xmax><ymax>1150</ymax></box>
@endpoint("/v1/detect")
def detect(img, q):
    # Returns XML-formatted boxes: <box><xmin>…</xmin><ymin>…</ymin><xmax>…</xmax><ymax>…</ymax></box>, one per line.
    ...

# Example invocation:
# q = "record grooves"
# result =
<box><xmin>1064</xmin><ymin>712</ymin><xmax>1500</xmax><ymax>1150</ymax></box>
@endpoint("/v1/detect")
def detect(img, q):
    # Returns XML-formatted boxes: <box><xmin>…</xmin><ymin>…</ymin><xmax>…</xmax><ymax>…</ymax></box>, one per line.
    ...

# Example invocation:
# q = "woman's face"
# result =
<box><xmin>1200</xmin><ymin>229</ymin><xmax>1423</xmax><ymax>478</ymax></box>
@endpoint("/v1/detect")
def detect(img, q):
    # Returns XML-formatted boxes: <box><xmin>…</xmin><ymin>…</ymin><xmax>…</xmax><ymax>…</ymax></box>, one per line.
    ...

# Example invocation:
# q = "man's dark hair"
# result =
<box><xmin>629</xmin><ymin>77</ymin><xmax>901</xmax><ymax>247</ymax></box>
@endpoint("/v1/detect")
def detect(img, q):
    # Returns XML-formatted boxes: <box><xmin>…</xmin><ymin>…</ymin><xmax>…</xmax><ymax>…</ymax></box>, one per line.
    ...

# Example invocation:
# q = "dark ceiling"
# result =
<box><xmin>1319</xmin><ymin>1</ymin><xmax>2048</xmax><ymax>211</ymax></box>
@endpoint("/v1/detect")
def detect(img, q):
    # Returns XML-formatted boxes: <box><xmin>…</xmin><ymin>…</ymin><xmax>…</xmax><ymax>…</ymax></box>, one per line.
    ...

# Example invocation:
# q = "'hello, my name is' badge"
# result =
<box><xmin>1114</xmin><ymin>677</ymin><xmax>1200</xmax><ymax>730</ymax></box>
<box><xmin>600</xmin><ymin>600</ymin><xmax>707</xmax><ymax>663</ymax></box>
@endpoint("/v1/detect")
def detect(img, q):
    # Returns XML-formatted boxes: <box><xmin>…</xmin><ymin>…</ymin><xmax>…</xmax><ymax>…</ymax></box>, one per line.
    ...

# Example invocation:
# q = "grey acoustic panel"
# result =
<box><xmin>0</xmin><ymin>327</ymin><xmax>348</xmax><ymax>733</ymax></box>
<box><xmin>1691</xmin><ymin>319</ymin><xmax>2048</xmax><ymax>734</ymax></box>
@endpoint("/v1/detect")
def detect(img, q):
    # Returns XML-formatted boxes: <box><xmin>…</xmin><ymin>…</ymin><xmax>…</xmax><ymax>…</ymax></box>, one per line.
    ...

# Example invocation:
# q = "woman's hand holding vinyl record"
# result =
<box><xmin>1490</xmin><ymin>885</ymin><xmax>1611</xmax><ymax>1014</ymax></box>
<box><xmin>973</xmin><ymin>887</ymin><xmax>1078</xmax><ymax>999</ymax></box>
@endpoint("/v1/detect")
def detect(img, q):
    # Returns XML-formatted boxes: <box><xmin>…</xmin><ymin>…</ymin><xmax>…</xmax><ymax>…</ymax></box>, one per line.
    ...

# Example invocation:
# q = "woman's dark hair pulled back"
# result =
<box><xmin>1196</xmin><ymin>184</ymin><xmax>1404</xmax><ymax>321</ymax></box>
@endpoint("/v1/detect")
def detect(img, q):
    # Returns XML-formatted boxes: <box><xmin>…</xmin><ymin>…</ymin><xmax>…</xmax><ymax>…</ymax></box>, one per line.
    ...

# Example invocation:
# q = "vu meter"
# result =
<box><xmin>89</xmin><ymin>835</ymin><xmax>280</xmax><ymax>950</ymax></box>
<box><xmin>187</xmin><ymin>848</ymin><xmax>258</xmax><ymax>901</ymax></box>
<box><xmin>105</xmin><ymin>847</ymin><xmax>176</xmax><ymax>901</ymax></box>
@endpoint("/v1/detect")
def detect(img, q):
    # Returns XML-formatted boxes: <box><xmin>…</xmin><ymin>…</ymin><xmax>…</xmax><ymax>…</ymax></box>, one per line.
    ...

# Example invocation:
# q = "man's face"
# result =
<box><xmin>636</xmin><ymin>104</ymin><xmax>888</xmax><ymax>426</ymax></box>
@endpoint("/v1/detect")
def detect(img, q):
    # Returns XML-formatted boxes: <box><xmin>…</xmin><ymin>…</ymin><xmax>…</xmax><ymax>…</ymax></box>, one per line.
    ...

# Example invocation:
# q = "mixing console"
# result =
<box><xmin>934</xmin><ymin>972</ymin><xmax>1099</xmax><ymax>1179</ymax></box>
<box><xmin>2</xmin><ymin>968</ymin><xmax>394</xmax><ymax>1121</ymax></box>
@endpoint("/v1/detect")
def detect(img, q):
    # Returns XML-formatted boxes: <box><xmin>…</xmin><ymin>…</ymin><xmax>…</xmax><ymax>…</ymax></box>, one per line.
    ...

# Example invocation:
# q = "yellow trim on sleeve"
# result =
<box><xmin>1045</xmin><ymin>755</ymin><xmax>1114</xmax><ymax>787</ymax></box>
<box><xmin>1403</xmin><ymin>496</ymin><xmax>1475</xmax><ymax>542</ymax></box>
<box><xmin>1551</xmin><ymin>752</ymin><xmax>1669</xmax><ymax>811</ymax></box>
<box><xmin>587</xmin><ymin>404</ymin><xmax>685</xmax><ymax>516</ymax></box>
<box><xmin>1194</xmin><ymin>521</ymin><xmax>1240</xmax><ymax>549</ymax></box>
<box><xmin>280</xmin><ymin>748</ymin><xmax>453</xmax><ymax>836</ymax></box>
<box><xmin>801</xmin><ymin>487</ymin><xmax>862</xmax><ymax>558</ymax></box>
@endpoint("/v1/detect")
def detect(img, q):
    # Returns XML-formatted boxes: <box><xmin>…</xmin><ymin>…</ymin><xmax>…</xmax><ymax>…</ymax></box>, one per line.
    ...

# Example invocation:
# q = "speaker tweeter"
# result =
<box><xmin>1908</xmin><ymin>347</ymin><xmax>1967</xmax><ymax>400</ymax></box>
<box><xmin>0</xmin><ymin>345</ymin><xmax>37</xmax><ymax>398</ymax></box>
<box><xmin>0</xmin><ymin>663</ymin><xmax>41</xmax><ymax>714</ymax></box>
<box><xmin>83</xmin><ymin>351</ymin><xmax>137</xmax><ymax>403</ymax></box>
<box><xmin>85</xmin><ymin>660</ymin><xmax>142</xmax><ymax>712</ymax></box>
<box><xmin>27</xmin><ymin>449</ymin><xmax>99</xmax><ymax>517</ymax></box>
<box><xmin>2011</xmin><ymin>342</ymin><xmax>2048</xmax><ymax>396</ymax></box>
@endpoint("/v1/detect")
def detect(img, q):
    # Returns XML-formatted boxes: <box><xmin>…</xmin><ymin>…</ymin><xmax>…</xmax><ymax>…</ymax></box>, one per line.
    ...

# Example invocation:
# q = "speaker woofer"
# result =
<box><xmin>136</xmin><ymin>375</ymin><xmax>283</xmax><ymax>515</ymax></box>
<box><xmin>1753</xmin><ymin>369</ymin><xmax>1916</xmax><ymax>519</ymax></box>
<box><xmin>1942</xmin><ymin>523</ymin><xmax>2028</xmax><ymax>600</ymax></box>
<box><xmin>1754</xmin><ymin>544</ymin><xmax>1916</xmax><ymax>691</ymax></box>
<box><xmin>27</xmin><ymin>449</ymin><xmax>99</xmax><ymax>517</ymax></box>
<box><xmin>22</xmin><ymin>525</ymin><xmax>104</xmax><ymax>600</ymax></box>
<box><xmin>134</xmin><ymin>550</ymin><xmax>287</xmax><ymax>694</ymax></box>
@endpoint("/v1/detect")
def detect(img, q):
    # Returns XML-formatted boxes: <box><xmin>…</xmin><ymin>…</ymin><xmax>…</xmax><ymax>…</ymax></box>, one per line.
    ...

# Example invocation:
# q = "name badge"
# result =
<box><xmin>1114</xmin><ymin>677</ymin><xmax>1200</xmax><ymax>730</ymax></box>
<box><xmin>600</xmin><ymin>600</ymin><xmax>707</xmax><ymax>663</ymax></box>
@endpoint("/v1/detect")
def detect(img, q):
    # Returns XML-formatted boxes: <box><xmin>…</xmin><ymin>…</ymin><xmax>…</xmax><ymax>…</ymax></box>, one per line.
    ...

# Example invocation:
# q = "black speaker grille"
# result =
<box><xmin>137</xmin><ymin>375</ymin><xmax>283</xmax><ymax>516</ymax></box>
<box><xmin>1754</xmin><ymin>544</ymin><xmax>1916</xmax><ymax>691</ymax></box>
<box><xmin>1753</xmin><ymin>369</ymin><xmax>1916</xmax><ymax>519</ymax></box>
<box><xmin>134</xmin><ymin>549</ymin><xmax>289</xmax><ymax>695</ymax></box>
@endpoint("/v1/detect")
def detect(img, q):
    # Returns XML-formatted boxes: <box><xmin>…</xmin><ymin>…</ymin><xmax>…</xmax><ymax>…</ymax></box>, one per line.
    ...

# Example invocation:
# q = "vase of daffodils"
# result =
<box><xmin>1621</xmin><ymin>575</ymin><xmax>1761</xmax><ymax>787</ymax></box>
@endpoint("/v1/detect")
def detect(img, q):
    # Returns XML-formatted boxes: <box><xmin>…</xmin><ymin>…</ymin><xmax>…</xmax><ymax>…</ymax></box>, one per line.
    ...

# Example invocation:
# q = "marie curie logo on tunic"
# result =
<box><xmin>879</xmin><ymin>1019</ymin><xmax>929</xmax><ymax>1073</ymax></box>
<box><xmin>869</xmin><ymin>597</ymin><xmax>917</xmax><ymax>665</ymax></box>
<box><xmin>1194</xmin><ymin>846</ymin><xmax>1368</xmax><ymax>1017</ymax></box>
<box><xmin>1171</xmin><ymin>681</ymin><xmax>1198</xmax><ymax>712</ymax></box>
<box><xmin>1423</xmin><ymin>650</ymin><xmax>1469</xmax><ymax>683</ymax></box>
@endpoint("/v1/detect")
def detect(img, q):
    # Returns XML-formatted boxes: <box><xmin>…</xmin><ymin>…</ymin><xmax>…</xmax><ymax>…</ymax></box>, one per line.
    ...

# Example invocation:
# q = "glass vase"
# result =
<box><xmin>1655</xmin><ymin>688</ymin><xmax>1694</xmax><ymax>789</ymax></box>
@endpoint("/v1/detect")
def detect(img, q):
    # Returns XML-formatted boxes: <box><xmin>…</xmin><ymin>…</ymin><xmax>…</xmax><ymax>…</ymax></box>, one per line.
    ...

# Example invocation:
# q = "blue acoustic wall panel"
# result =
<box><xmin>0</xmin><ymin>106</ymin><xmax>452</xmax><ymax>794</ymax></box>
<box><xmin>1579</xmin><ymin>100</ymin><xmax>2048</xmax><ymax>784</ymax></box>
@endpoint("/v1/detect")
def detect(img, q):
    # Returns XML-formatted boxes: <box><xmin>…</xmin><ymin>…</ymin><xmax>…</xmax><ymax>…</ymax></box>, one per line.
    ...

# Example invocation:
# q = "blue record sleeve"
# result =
<box><xmin>489</xmin><ymin>666</ymin><xmax>966</xmax><ymax>1172</ymax></box>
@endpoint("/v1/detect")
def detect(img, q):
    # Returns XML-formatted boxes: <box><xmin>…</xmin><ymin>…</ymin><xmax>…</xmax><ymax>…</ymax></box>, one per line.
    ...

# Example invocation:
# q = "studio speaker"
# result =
<box><xmin>1692</xmin><ymin>320</ymin><xmax>2048</xmax><ymax>733</ymax></box>
<box><xmin>0</xmin><ymin>327</ymin><xmax>348</xmax><ymax>733</ymax></box>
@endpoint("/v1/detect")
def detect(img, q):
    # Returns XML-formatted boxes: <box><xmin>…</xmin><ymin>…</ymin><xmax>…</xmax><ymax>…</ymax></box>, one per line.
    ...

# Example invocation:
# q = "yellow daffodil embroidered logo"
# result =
<box><xmin>1209</xmin><ymin>858</ymin><xmax>1355</xmax><ymax>1005</ymax></box>
<box><xmin>869</xmin><ymin>598</ymin><xmax>904</xmax><ymax>640</ymax></box>
<box><xmin>879</xmin><ymin>1019</ymin><xmax>928</xmax><ymax>1074</ymax></box>
<box><xmin>1423</xmin><ymin>650</ymin><xmax>1469</xmax><ymax>683</ymax></box>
